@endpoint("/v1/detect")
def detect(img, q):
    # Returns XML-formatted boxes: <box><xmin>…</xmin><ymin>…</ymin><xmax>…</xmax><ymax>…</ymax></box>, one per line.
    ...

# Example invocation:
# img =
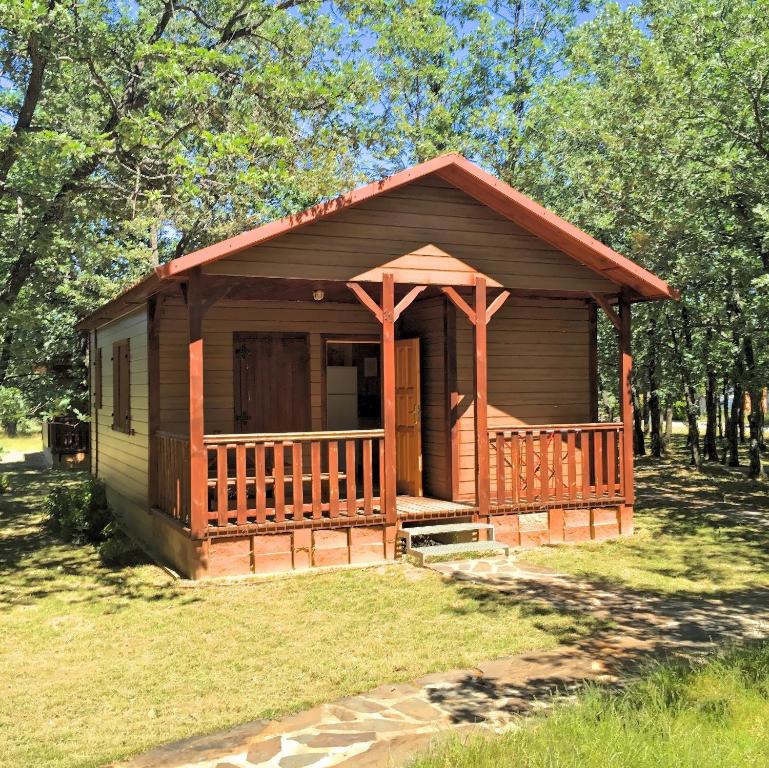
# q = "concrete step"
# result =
<box><xmin>400</xmin><ymin>522</ymin><xmax>494</xmax><ymax>538</ymax></box>
<box><xmin>410</xmin><ymin>540</ymin><xmax>510</xmax><ymax>565</ymax></box>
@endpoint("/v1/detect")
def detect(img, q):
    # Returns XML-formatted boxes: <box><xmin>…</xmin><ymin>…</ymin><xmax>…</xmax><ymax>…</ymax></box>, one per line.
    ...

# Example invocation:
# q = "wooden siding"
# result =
<box><xmin>91</xmin><ymin>308</ymin><xmax>149</xmax><ymax>507</ymax></box>
<box><xmin>157</xmin><ymin>299</ymin><xmax>380</xmax><ymax>435</ymax></box>
<box><xmin>454</xmin><ymin>298</ymin><xmax>592</xmax><ymax>500</ymax></box>
<box><xmin>399</xmin><ymin>297</ymin><xmax>451</xmax><ymax>499</ymax></box>
<box><xmin>201</xmin><ymin>176</ymin><xmax>618</xmax><ymax>294</ymax></box>
<box><xmin>156</xmin><ymin>295</ymin><xmax>593</xmax><ymax>503</ymax></box>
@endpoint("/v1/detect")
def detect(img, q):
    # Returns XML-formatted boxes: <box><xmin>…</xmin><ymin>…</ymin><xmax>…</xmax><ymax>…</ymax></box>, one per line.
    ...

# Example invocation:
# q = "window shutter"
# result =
<box><xmin>112</xmin><ymin>339</ymin><xmax>131</xmax><ymax>432</ymax></box>
<box><xmin>121</xmin><ymin>339</ymin><xmax>131</xmax><ymax>431</ymax></box>
<box><xmin>112</xmin><ymin>342</ymin><xmax>119</xmax><ymax>430</ymax></box>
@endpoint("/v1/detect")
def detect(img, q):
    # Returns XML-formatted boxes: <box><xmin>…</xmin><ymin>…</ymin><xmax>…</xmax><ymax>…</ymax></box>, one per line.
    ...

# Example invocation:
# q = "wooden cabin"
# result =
<box><xmin>76</xmin><ymin>154</ymin><xmax>675</xmax><ymax>578</ymax></box>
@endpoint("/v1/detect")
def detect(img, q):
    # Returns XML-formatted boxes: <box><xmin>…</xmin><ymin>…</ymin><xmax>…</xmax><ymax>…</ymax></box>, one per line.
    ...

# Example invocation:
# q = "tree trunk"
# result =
<box><xmin>704</xmin><ymin>349</ymin><xmax>719</xmax><ymax>461</ymax></box>
<box><xmin>666</xmin><ymin>305</ymin><xmax>701</xmax><ymax>468</ymax></box>
<box><xmin>742</xmin><ymin>335</ymin><xmax>764</xmax><ymax>477</ymax></box>
<box><xmin>738</xmin><ymin>394</ymin><xmax>746</xmax><ymax>442</ymax></box>
<box><xmin>717</xmin><ymin>385</ymin><xmax>723</xmax><ymax>439</ymax></box>
<box><xmin>728</xmin><ymin>381</ymin><xmax>742</xmax><ymax>466</ymax></box>
<box><xmin>647</xmin><ymin>321</ymin><xmax>661</xmax><ymax>457</ymax></box>
<box><xmin>642</xmin><ymin>391</ymin><xmax>650</xmax><ymax>435</ymax></box>
<box><xmin>722</xmin><ymin>377</ymin><xmax>730</xmax><ymax>443</ymax></box>
<box><xmin>633</xmin><ymin>387</ymin><xmax>645</xmax><ymax>456</ymax></box>
<box><xmin>748</xmin><ymin>387</ymin><xmax>763</xmax><ymax>478</ymax></box>
<box><xmin>663</xmin><ymin>405</ymin><xmax>673</xmax><ymax>453</ymax></box>
<box><xmin>685</xmin><ymin>386</ymin><xmax>702</xmax><ymax>469</ymax></box>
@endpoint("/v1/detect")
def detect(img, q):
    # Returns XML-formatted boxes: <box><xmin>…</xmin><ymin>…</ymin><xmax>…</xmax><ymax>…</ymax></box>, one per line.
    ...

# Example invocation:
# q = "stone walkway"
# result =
<box><xmin>114</xmin><ymin>557</ymin><xmax>769</xmax><ymax>768</ymax></box>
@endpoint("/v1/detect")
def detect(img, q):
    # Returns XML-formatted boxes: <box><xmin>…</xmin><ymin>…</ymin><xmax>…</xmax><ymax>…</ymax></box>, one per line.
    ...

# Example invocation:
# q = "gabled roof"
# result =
<box><xmin>156</xmin><ymin>153</ymin><xmax>675</xmax><ymax>300</ymax></box>
<box><xmin>77</xmin><ymin>153</ymin><xmax>676</xmax><ymax>330</ymax></box>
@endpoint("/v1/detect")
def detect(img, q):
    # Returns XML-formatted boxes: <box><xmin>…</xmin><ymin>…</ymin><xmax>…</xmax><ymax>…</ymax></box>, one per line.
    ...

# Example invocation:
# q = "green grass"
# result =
<box><xmin>0</xmin><ymin>432</ymin><xmax>42</xmax><ymax>457</ymax></box>
<box><xmin>410</xmin><ymin>642</ymin><xmax>769</xmax><ymax>768</ymax></box>
<box><xmin>523</xmin><ymin>440</ymin><xmax>769</xmax><ymax>596</ymax></box>
<box><xmin>0</xmin><ymin>468</ymin><xmax>600</xmax><ymax>768</ymax></box>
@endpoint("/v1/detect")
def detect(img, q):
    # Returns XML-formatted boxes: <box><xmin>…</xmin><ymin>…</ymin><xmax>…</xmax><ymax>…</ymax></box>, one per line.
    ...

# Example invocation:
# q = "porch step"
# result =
<box><xmin>402</xmin><ymin>522</ymin><xmax>494</xmax><ymax>538</ymax></box>
<box><xmin>398</xmin><ymin>521</ymin><xmax>507</xmax><ymax>566</ymax></box>
<box><xmin>410</xmin><ymin>540</ymin><xmax>510</xmax><ymax>565</ymax></box>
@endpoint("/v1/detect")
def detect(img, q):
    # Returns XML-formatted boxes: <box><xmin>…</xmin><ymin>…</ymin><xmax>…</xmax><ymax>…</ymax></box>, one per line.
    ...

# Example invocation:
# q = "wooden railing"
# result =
<box><xmin>204</xmin><ymin>429</ymin><xmax>385</xmax><ymax>529</ymax></box>
<box><xmin>489</xmin><ymin>423</ymin><xmax>625</xmax><ymax>508</ymax></box>
<box><xmin>153</xmin><ymin>432</ymin><xmax>191</xmax><ymax>526</ymax></box>
<box><xmin>47</xmin><ymin>418</ymin><xmax>89</xmax><ymax>457</ymax></box>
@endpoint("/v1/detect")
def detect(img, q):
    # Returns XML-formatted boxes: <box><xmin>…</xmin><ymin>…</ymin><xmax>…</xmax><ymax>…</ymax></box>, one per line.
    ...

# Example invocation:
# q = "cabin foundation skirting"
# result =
<box><xmin>132</xmin><ymin>505</ymin><xmax>632</xmax><ymax>579</ymax></box>
<box><xmin>181</xmin><ymin>524</ymin><xmax>398</xmax><ymax>579</ymax></box>
<box><xmin>481</xmin><ymin>504</ymin><xmax>631</xmax><ymax>550</ymax></box>
<box><xmin>106</xmin><ymin>488</ymin><xmax>206</xmax><ymax>578</ymax></box>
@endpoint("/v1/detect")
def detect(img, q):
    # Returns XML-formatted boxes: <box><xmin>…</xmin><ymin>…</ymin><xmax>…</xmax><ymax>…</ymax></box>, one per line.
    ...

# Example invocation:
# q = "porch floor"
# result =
<box><xmin>396</xmin><ymin>495</ymin><xmax>476</xmax><ymax>521</ymax></box>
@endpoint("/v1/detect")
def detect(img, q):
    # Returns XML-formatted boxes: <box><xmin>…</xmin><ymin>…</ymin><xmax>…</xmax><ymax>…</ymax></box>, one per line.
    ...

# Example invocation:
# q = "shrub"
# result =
<box><xmin>98</xmin><ymin>523</ymin><xmax>145</xmax><ymax>567</ymax></box>
<box><xmin>0</xmin><ymin>473</ymin><xmax>9</xmax><ymax>494</ymax></box>
<box><xmin>44</xmin><ymin>478</ymin><xmax>112</xmax><ymax>544</ymax></box>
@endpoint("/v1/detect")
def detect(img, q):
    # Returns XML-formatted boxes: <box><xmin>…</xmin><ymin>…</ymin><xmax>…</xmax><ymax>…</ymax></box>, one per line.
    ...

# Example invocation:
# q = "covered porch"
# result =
<box><xmin>147</xmin><ymin>269</ymin><xmax>633</xmax><ymax>548</ymax></box>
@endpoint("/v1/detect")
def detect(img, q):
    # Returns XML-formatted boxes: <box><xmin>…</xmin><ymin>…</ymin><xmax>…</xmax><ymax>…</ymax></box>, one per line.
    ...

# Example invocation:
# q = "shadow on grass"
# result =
<box><xmin>0</xmin><ymin>464</ymin><xmax>198</xmax><ymax>612</ymax></box>
<box><xmin>425</xmin><ymin>571</ymin><xmax>769</xmax><ymax>725</ymax></box>
<box><xmin>419</xmin><ymin>438</ymin><xmax>769</xmax><ymax>725</ymax></box>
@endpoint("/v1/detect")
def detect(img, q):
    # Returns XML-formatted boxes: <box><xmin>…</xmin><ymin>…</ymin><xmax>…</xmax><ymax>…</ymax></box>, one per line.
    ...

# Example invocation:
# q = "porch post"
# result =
<box><xmin>381</xmin><ymin>272</ymin><xmax>397</xmax><ymax>525</ymax></box>
<box><xmin>187</xmin><ymin>268</ymin><xmax>207</xmax><ymax>538</ymax></box>
<box><xmin>619</xmin><ymin>292</ymin><xmax>635</xmax><ymax>509</ymax></box>
<box><xmin>474</xmin><ymin>276</ymin><xmax>490</xmax><ymax>518</ymax></box>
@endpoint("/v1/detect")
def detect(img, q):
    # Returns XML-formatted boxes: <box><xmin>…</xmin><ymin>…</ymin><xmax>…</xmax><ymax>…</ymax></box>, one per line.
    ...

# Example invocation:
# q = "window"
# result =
<box><xmin>112</xmin><ymin>339</ymin><xmax>131</xmax><ymax>433</ymax></box>
<box><xmin>94</xmin><ymin>347</ymin><xmax>102</xmax><ymax>409</ymax></box>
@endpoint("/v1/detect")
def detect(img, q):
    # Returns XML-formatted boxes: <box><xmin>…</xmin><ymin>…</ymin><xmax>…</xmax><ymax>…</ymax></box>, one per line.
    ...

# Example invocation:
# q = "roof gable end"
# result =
<box><xmin>157</xmin><ymin>153</ymin><xmax>675</xmax><ymax>301</ymax></box>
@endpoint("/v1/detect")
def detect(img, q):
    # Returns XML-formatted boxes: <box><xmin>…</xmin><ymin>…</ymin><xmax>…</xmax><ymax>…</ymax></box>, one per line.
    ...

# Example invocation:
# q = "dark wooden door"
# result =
<box><xmin>234</xmin><ymin>332</ymin><xmax>311</xmax><ymax>433</ymax></box>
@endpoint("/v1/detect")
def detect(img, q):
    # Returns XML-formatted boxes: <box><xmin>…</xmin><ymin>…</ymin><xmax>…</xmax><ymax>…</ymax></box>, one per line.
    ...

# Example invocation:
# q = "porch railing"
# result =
<box><xmin>153</xmin><ymin>432</ymin><xmax>191</xmax><ymax>526</ymax></box>
<box><xmin>489</xmin><ymin>423</ymin><xmax>625</xmax><ymax>508</ymax></box>
<box><xmin>204</xmin><ymin>429</ymin><xmax>384</xmax><ymax>528</ymax></box>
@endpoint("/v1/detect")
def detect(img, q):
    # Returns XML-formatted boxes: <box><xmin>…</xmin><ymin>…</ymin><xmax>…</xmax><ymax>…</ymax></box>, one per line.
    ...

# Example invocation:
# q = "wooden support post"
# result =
<box><xmin>474</xmin><ymin>276</ymin><xmax>490</xmax><ymax>518</ymax></box>
<box><xmin>619</xmin><ymin>293</ymin><xmax>634</xmax><ymax>506</ymax></box>
<box><xmin>147</xmin><ymin>296</ymin><xmax>161</xmax><ymax>508</ymax></box>
<box><xmin>381</xmin><ymin>273</ymin><xmax>397</xmax><ymax>525</ymax></box>
<box><xmin>188</xmin><ymin>269</ymin><xmax>207</xmax><ymax>538</ymax></box>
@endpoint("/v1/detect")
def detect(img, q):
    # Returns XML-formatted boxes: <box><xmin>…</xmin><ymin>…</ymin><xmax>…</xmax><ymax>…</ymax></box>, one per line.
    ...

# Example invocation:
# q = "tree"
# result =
<box><xmin>515</xmin><ymin>0</ymin><xmax>769</xmax><ymax>474</ymax></box>
<box><xmin>0</xmin><ymin>0</ymin><xmax>370</xmax><ymax>415</ymax></box>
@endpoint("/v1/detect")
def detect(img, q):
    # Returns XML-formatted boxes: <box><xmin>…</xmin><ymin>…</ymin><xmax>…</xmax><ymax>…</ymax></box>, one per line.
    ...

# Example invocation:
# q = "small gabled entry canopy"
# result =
<box><xmin>77</xmin><ymin>153</ymin><xmax>675</xmax><ymax>331</ymax></box>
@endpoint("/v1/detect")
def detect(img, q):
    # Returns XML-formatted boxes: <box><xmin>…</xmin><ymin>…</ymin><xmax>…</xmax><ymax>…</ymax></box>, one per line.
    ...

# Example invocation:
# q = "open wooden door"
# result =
<box><xmin>395</xmin><ymin>338</ymin><xmax>422</xmax><ymax>496</ymax></box>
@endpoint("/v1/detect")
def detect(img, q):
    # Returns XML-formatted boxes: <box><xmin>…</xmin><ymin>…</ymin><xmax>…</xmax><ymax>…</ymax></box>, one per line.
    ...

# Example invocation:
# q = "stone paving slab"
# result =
<box><xmin>112</xmin><ymin>555</ymin><xmax>769</xmax><ymax>768</ymax></box>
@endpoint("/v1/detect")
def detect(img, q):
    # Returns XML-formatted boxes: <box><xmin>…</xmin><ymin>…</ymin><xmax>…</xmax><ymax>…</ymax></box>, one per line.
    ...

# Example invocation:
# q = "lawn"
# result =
<box><xmin>0</xmin><ymin>467</ymin><xmax>599</xmax><ymax>768</ymax></box>
<box><xmin>0</xmin><ymin>431</ymin><xmax>42</xmax><ymax>457</ymax></box>
<box><xmin>3</xmin><ymin>441</ymin><xmax>768</xmax><ymax>768</ymax></box>
<box><xmin>410</xmin><ymin>641</ymin><xmax>769</xmax><ymax>768</ymax></box>
<box><xmin>524</xmin><ymin>440</ymin><xmax>769</xmax><ymax>596</ymax></box>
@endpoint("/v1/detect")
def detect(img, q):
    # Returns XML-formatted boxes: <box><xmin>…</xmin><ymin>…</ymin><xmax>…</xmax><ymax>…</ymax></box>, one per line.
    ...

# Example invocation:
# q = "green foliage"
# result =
<box><xmin>0</xmin><ymin>472</ymin><xmax>9</xmax><ymax>494</ymax></box>
<box><xmin>44</xmin><ymin>477</ymin><xmax>112</xmax><ymax>544</ymax></box>
<box><xmin>515</xmin><ymin>0</ymin><xmax>769</xmax><ymax>466</ymax></box>
<box><xmin>0</xmin><ymin>0</ymin><xmax>368</xmax><ymax>415</ymax></box>
<box><xmin>2</xmin><ymin>0</ymin><xmax>767</xmax><ymax>473</ymax></box>
<box><xmin>97</xmin><ymin>522</ymin><xmax>145</xmax><ymax>568</ymax></box>
<box><xmin>0</xmin><ymin>386</ymin><xmax>27</xmax><ymax>426</ymax></box>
